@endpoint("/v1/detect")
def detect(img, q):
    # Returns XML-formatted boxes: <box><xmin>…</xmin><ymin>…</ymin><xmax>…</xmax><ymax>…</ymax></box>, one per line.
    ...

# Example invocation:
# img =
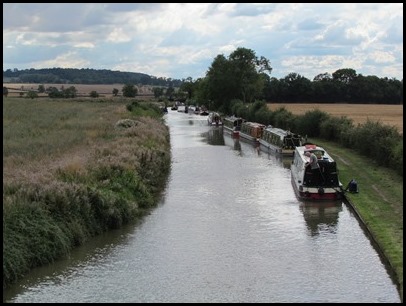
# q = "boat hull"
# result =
<box><xmin>258</xmin><ymin>140</ymin><xmax>295</xmax><ymax>156</ymax></box>
<box><xmin>223</xmin><ymin>126</ymin><xmax>239</xmax><ymax>138</ymax></box>
<box><xmin>291</xmin><ymin>174</ymin><xmax>344</xmax><ymax>201</ymax></box>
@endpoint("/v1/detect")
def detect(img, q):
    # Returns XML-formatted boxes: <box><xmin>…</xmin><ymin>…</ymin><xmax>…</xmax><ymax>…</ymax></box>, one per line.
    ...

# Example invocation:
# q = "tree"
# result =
<box><xmin>202</xmin><ymin>47</ymin><xmax>273</xmax><ymax>113</ymax></box>
<box><xmin>332</xmin><ymin>68</ymin><xmax>358</xmax><ymax>102</ymax></box>
<box><xmin>228</xmin><ymin>47</ymin><xmax>272</xmax><ymax>104</ymax></box>
<box><xmin>90</xmin><ymin>91</ymin><xmax>99</xmax><ymax>98</ymax></box>
<box><xmin>26</xmin><ymin>91</ymin><xmax>38</xmax><ymax>99</ymax></box>
<box><xmin>312</xmin><ymin>73</ymin><xmax>336</xmax><ymax>103</ymax></box>
<box><xmin>63</xmin><ymin>86</ymin><xmax>77</xmax><ymax>98</ymax></box>
<box><xmin>165</xmin><ymin>86</ymin><xmax>175</xmax><ymax>99</ymax></box>
<box><xmin>48</xmin><ymin>87</ymin><xmax>62</xmax><ymax>98</ymax></box>
<box><xmin>37</xmin><ymin>84</ymin><xmax>45</xmax><ymax>93</ymax></box>
<box><xmin>204</xmin><ymin>54</ymin><xmax>235</xmax><ymax>112</ymax></box>
<box><xmin>332</xmin><ymin>68</ymin><xmax>357</xmax><ymax>84</ymax></box>
<box><xmin>112</xmin><ymin>88</ymin><xmax>119</xmax><ymax>96</ymax></box>
<box><xmin>180</xmin><ymin>77</ymin><xmax>195</xmax><ymax>99</ymax></box>
<box><xmin>280</xmin><ymin>73</ymin><xmax>312</xmax><ymax>102</ymax></box>
<box><xmin>122</xmin><ymin>84</ymin><xmax>137</xmax><ymax>97</ymax></box>
<box><xmin>152</xmin><ymin>87</ymin><xmax>164</xmax><ymax>98</ymax></box>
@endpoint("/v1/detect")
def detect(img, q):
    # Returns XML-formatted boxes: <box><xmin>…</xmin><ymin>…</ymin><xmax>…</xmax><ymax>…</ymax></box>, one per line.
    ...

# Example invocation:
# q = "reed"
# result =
<box><xmin>3</xmin><ymin>97</ymin><xmax>171</xmax><ymax>288</ymax></box>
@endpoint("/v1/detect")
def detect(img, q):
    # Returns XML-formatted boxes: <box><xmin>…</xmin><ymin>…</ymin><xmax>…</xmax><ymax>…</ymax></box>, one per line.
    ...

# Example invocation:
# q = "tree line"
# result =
<box><xmin>180</xmin><ymin>47</ymin><xmax>402</xmax><ymax>109</ymax></box>
<box><xmin>3</xmin><ymin>48</ymin><xmax>403</xmax><ymax>105</ymax></box>
<box><xmin>3</xmin><ymin>68</ymin><xmax>183</xmax><ymax>88</ymax></box>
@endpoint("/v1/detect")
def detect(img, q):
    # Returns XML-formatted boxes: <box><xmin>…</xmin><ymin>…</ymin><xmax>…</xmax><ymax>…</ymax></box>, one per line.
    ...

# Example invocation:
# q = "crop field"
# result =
<box><xmin>3</xmin><ymin>83</ymin><xmax>403</xmax><ymax>134</ymax></box>
<box><xmin>267</xmin><ymin>103</ymin><xmax>403</xmax><ymax>134</ymax></box>
<box><xmin>3</xmin><ymin>83</ymin><xmax>155</xmax><ymax>98</ymax></box>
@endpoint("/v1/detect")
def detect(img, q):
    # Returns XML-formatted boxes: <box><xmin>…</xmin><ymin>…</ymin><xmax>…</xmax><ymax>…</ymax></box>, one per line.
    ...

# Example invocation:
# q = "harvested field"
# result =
<box><xmin>3</xmin><ymin>83</ymin><xmax>155</xmax><ymax>98</ymax></box>
<box><xmin>267</xmin><ymin>103</ymin><xmax>403</xmax><ymax>134</ymax></box>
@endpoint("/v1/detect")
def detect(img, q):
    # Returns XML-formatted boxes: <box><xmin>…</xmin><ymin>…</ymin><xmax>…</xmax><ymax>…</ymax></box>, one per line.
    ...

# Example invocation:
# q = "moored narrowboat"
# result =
<box><xmin>223</xmin><ymin>116</ymin><xmax>244</xmax><ymax>138</ymax></box>
<box><xmin>239</xmin><ymin>121</ymin><xmax>266</xmax><ymax>143</ymax></box>
<box><xmin>207</xmin><ymin>112</ymin><xmax>223</xmax><ymax>126</ymax></box>
<box><xmin>259</xmin><ymin>125</ymin><xmax>303</xmax><ymax>156</ymax></box>
<box><xmin>291</xmin><ymin>143</ymin><xmax>344</xmax><ymax>200</ymax></box>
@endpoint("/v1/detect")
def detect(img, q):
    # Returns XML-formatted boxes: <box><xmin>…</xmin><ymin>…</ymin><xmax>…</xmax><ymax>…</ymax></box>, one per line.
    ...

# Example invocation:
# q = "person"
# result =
<box><xmin>305</xmin><ymin>151</ymin><xmax>321</xmax><ymax>182</ymax></box>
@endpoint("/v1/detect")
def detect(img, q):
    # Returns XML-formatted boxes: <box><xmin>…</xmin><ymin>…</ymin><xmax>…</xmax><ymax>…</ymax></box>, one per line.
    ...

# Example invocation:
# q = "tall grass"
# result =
<box><xmin>3</xmin><ymin>97</ymin><xmax>171</xmax><ymax>289</ymax></box>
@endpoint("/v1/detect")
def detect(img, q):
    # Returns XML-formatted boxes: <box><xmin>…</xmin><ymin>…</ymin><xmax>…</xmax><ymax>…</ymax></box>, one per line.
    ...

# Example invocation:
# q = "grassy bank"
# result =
<box><xmin>311</xmin><ymin>138</ymin><xmax>403</xmax><ymax>301</ymax></box>
<box><xmin>3</xmin><ymin>97</ymin><xmax>171</xmax><ymax>289</ymax></box>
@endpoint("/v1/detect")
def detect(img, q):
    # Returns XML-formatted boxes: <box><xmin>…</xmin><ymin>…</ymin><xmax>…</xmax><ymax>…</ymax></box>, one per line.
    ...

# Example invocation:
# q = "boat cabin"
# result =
<box><xmin>240</xmin><ymin>122</ymin><xmax>266</xmax><ymax>139</ymax></box>
<box><xmin>294</xmin><ymin>144</ymin><xmax>340</xmax><ymax>188</ymax></box>
<box><xmin>223</xmin><ymin>116</ymin><xmax>244</xmax><ymax>132</ymax></box>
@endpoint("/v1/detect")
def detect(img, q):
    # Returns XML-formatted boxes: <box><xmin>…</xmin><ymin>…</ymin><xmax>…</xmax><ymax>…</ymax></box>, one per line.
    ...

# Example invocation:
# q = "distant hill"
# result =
<box><xmin>3</xmin><ymin>68</ymin><xmax>183</xmax><ymax>87</ymax></box>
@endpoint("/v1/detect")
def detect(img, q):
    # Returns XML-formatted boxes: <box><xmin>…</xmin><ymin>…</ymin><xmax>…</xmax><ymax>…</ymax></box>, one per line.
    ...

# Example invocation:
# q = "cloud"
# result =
<box><xmin>2</xmin><ymin>3</ymin><xmax>403</xmax><ymax>80</ymax></box>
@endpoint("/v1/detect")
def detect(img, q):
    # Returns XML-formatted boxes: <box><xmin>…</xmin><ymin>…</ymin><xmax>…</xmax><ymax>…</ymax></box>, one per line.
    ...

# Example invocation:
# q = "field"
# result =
<box><xmin>3</xmin><ymin>83</ymin><xmax>403</xmax><ymax>134</ymax></box>
<box><xmin>3</xmin><ymin>83</ymin><xmax>155</xmax><ymax>98</ymax></box>
<box><xmin>267</xmin><ymin>103</ymin><xmax>403</xmax><ymax>134</ymax></box>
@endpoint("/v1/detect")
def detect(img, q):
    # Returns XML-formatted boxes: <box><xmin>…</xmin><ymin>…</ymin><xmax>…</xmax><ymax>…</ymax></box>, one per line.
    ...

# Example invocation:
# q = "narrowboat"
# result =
<box><xmin>223</xmin><ymin>116</ymin><xmax>244</xmax><ymax>138</ymax></box>
<box><xmin>259</xmin><ymin>125</ymin><xmax>303</xmax><ymax>156</ymax></box>
<box><xmin>291</xmin><ymin>143</ymin><xmax>344</xmax><ymax>201</ymax></box>
<box><xmin>207</xmin><ymin>112</ymin><xmax>223</xmax><ymax>126</ymax></box>
<box><xmin>239</xmin><ymin>121</ymin><xmax>266</xmax><ymax>143</ymax></box>
<box><xmin>199</xmin><ymin>105</ymin><xmax>209</xmax><ymax>116</ymax></box>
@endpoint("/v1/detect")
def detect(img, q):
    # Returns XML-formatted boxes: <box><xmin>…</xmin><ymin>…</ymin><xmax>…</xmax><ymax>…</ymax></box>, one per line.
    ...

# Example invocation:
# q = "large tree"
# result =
<box><xmin>179</xmin><ymin>77</ymin><xmax>195</xmax><ymax>99</ymax></box>
<box><xmin>229</xmin><ymin>47</ymin><xmax>272</xmax><ymax>104</ymax></box>
<box><xmin>202</xmin><ymin>47</ymin><xmax>272</xmax><ymax>113</ymax></box>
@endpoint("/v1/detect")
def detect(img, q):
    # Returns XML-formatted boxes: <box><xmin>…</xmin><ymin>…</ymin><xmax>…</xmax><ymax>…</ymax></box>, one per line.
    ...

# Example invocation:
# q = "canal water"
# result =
<box><xmin>3</xmin><ymin>109</ymin><xmax>400</xmax><ymax>303</ymax></box>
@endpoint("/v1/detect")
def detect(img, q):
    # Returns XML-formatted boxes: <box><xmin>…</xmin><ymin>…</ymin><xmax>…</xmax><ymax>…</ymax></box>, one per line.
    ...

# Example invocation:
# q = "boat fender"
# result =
<box><xmin>318</xmin><ymin>187</ymin><xmax>325</xmax><ymax>195</ymax></box>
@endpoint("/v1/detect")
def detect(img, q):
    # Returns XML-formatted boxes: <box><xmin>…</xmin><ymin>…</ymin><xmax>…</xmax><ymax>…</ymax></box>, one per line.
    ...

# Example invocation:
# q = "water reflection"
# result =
<box><xmin>202</xmin><ymin>127</ymin><xmax>225</xmax><ymax>145</ymax></box>
<box><xmin>257</xmin><ymin>149</ymin><xmax>293</xmax><ymax>169</ymax></box>
<box><xmin>299</xmin><ymin>201</ymin><xmax>343</xmax><ymax>236</ymax></box>
<box><xmin>233</xmin><ymin>138</ymin><xmax>241</xmax><ymax>151</ymax></box>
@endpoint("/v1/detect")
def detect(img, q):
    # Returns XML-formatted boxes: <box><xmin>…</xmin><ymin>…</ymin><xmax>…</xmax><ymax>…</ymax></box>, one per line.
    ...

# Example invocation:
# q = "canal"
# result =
<box><xmin>3</xmin><ymin>109</ymin><xmax>400</xmax><ymax>303</ymax></box>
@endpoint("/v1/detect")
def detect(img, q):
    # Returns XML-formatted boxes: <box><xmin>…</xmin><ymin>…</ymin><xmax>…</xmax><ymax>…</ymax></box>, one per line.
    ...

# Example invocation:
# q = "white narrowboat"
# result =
<box><xmin>207</xmin><ymin>112</ymin><xmax>223</xmax><ymax>126</ymax></box>
<box><xmin>291</xmin><ymin>143</ymin><xmax>344</xmax><ymax>201</ymax></box>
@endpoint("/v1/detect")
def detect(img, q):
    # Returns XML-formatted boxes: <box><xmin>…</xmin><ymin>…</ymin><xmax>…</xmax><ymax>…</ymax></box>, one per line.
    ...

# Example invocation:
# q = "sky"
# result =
<box><xmin>3</xmin><ymin>3</ymin><xmax>404</xmax><ymax>81</ymax></box>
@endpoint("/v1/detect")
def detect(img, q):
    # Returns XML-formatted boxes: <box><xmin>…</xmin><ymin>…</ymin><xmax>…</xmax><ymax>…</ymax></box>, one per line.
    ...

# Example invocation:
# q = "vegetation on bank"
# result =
<box><xmin>3</xmin><ymin>97</ymin><xmax>171</xmax><ymax>289</ymax></box>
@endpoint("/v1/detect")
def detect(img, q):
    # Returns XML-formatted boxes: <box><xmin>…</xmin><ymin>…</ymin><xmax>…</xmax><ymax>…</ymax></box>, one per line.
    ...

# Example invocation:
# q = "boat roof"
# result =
<box><xmin>242</xmin><ymin>121</ymin><xmax>266</xmax><ymax>128</ymax></box>
<box><xmin>263</xmin><ymin>125</ymin><xmax>301</xmax><ymax>138</ymax></box>
<box><xmin>223</xmin><ymin>116</ymin><xmax>244</xmax><ymax>122</ymax></box>
<box><xmin>264</xmin><ymin>126</ymin><xmax>290</xmax><ymax>137</ymax></box>
<box><xmin>295</xmin><ymin>144</ymin><xmax>335</xmax><ymax>162</ymax></box>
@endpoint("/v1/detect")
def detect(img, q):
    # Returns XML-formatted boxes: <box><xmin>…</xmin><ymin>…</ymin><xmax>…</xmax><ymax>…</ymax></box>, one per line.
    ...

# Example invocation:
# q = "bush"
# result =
<box><xmin>319</xmin><ymin>116</ymin><xmax>354</xmax><ymax>141</ymax></box>
<box><xmin>26</xmin><ymin>91</ymin><xmax>38</xmax><ymax>99</ymax></box>
<box><xmin>90</xmin><ymin>91</ymin><xmax>99</xmax><ymax>98</ymax></box>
